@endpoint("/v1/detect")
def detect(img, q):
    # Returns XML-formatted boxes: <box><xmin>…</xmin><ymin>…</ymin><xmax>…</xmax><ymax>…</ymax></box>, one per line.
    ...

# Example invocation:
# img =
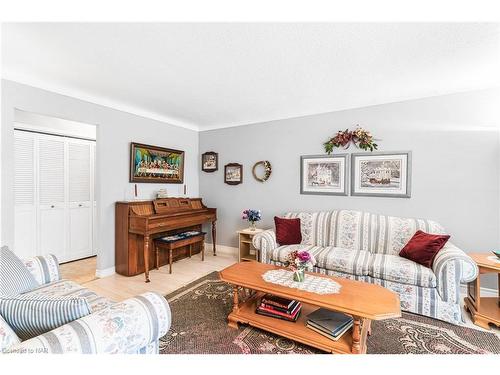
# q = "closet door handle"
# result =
<box><xmin>50</xmin><ymin>205</ymin><xmax>55</xmax><ymax>208</ymax></box>
<box><xmin>78</xmin><ymin>204</ymin><xmax>83</xmax><ymax>207</ymax></box>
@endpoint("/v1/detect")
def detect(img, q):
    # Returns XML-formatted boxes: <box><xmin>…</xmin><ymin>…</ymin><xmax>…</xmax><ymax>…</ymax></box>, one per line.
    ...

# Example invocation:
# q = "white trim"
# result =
<box><xmin>205</xmin><ymin>243</ymin><xmax>238</xmax><ymax>256</ymax></box>
<box><xmin>2</xmin><ymin>76</ymin><xmax>200</xmax><ymax>132</ymax></box>
<box><xmin>460</xmin><ymin>284</ymin><xmax>498</xmax><ymax>298</ymax></box>
<box><xmin>95</xmin><ymin>266</ymin><xmax>115</xmax><ymax>278</ymax></box>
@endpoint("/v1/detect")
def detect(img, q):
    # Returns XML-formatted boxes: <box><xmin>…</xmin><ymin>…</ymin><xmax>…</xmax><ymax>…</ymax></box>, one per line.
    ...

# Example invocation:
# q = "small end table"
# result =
<box><xmin>236</xmin><ymin>228</ymin><xmax>266</xmax><ymax>262</ymax></box>
<box><xmin>464</xmin><ymin>253</ymin><xmax>500</xmax><ymax>330</ymax></box>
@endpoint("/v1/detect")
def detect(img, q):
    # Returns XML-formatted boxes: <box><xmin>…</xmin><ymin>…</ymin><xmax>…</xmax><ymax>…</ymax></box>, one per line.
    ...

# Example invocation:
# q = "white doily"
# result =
<box><xmin>262</xmin><ymin>269</ymin><xmax>341</xmax><ymax>295</ymax></box>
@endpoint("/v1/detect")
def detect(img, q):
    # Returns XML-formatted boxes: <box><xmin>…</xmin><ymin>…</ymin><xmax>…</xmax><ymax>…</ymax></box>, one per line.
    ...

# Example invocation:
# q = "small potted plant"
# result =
<box><xmin>286</xmin><ymin>250</ymin><xmax>316</xmax><ymax>282</ymax></box>
<box><xmin>241</xmin><ymin>209</ymin><xmax>262</xmax><ymax>231</ymax></box>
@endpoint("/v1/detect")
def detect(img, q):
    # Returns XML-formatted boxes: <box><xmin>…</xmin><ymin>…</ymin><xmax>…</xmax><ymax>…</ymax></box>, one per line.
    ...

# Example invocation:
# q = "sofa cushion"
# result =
<box><xmin>23</xmin><ymin>254</ymin><xmax>61</xmax><ymax>285</ymax></box>
<box><xmin>0</xmin><ymin>294</ymin><xmax>91</xmax><ymax>340</ymax></box>
<box><xmin>270</xmin><ymin>245</ymin><xmax>371</xmax><ymax>276</ymax></box>
<box><xmin>369</xmin><ymin>253</ymin><xmax>437</xmax><ymax>288</ymax></box>
<box><xmin>24</xmin><ymin>279</ymin><xmax>114</xmax><ymax>312</ymax></box>
<box><xmin>0</xmin><ymin>246</ymin><xmax>39</xmax><ymax>296</ymax></box>
<box><xmin>0</xmin><ymin>314</ymin><xmax>21</xmax><ymax>351</ymax></box>
<box><xmin>275</xmin><ymin>216</ymin><xmax>302</xmax><ymax>245</ymax></box>
<box><xmin>399</xmin><ymin>230</ymin><xmax>450</xmax><ymax>268</ymax></box>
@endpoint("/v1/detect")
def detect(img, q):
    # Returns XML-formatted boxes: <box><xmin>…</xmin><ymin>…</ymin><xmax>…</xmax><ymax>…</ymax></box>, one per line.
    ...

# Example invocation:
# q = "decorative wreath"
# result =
<box><xmin>252</xmin><ymin>160</ymin><xmax>272</xmax><ymax>182</ymax></box>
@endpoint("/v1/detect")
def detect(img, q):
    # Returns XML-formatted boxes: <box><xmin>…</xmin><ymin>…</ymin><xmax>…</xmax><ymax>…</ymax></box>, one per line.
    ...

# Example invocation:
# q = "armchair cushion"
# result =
<box><xmin>0</xmin><ymin>295</ymin><xmax>91</xmax><ymax>340</ymax></box>
<box><xmin>8</xmin><ymin>292</ymin><xmax>171</xmax><ymax>354</ymax></box>
<box><xmin>0</xmin><ymin>246</ymin><xmax>38</xmax><ymax>296</ymax></box>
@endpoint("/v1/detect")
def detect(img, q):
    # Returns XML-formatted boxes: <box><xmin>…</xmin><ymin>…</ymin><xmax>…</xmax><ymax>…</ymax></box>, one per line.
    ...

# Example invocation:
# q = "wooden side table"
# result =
<box><xmin>236</xmin><ymin>228</ymin><xmax>266</xmax><ymax>262</ymax></box>
<box><xmin>464</xmin><ymin>253</ymin><xmax>500</xmax><ymax>330</ymax></box>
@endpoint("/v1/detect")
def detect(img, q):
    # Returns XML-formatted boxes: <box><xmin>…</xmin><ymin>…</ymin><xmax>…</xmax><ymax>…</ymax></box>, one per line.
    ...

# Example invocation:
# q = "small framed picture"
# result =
<box><xmin>224</xmin><ymin>163</ymin><xmax>243</xmax><ymax>185</ymax></box>
<box><xmin>201</xmin><ymin>151</ymin><xmax>218</xmax><ymax>172</ymax></box>
<box><xmin>300</xmin><ymin>154</ymin><xmax>348</xmax><ymax>196</ymax></box>
<box><xmin>351</xmin><ymin>151</ymin><xmax>411</xmax><ymax>198</ymax></box>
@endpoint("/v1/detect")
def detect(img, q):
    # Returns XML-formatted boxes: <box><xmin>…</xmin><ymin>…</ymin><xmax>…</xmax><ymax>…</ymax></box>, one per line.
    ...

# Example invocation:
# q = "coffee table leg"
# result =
<box><xmin>228</xmin><ymin>285</ymin><xmax>240</xmax><ymax>329</ymax></box>
<box><xmin>351</xmin><ymin>317</ymin><xmax>362</xmax><ymax>354</ymax></box>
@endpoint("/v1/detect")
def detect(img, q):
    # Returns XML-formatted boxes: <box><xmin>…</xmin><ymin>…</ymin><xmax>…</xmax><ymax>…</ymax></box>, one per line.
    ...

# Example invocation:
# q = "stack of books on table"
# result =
<box><xmin>306</xmin><ymin>308</ymin><xmax>353</xmax><ymax>341</ymax></box>
<box><xmin>255</xmin><ymin>294</ymin><xmax>302</xmax><ymax>322</ymax></box>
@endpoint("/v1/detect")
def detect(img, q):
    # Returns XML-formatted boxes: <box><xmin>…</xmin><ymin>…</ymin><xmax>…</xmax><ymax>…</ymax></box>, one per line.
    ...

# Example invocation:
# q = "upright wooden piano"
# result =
<box><xmin>115</xmin><ymin>197</ymin><xmax>217</xmax><ymax>282</ymax></box>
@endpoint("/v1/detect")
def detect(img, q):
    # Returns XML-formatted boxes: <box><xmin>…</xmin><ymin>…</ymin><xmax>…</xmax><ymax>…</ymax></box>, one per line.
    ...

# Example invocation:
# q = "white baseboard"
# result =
<box><xmin>460</xmin><ymin>284</ymin><xmax>497</xmax><ymax>298</ymax></box>
<box><xmin>205</xmin><ymin>243</ymin><xmax>238</xmax><ymax>256</ymax></box>
<box><xmin>95</xmin><ymin>266</ymin><xmax>115</xmax><ymax>278</ymax></box>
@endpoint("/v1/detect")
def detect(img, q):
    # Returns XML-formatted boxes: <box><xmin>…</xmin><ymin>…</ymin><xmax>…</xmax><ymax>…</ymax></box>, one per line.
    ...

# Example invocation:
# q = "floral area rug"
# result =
<box><xmin>159</xmin><ymin>271</ymin><xmax>500</xmax><ymax>354</ymax></box>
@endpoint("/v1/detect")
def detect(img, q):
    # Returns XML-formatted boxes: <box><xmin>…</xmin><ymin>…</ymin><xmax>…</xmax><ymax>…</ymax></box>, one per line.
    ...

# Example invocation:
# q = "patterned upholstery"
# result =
<box><xmin>1</xmin><ymin>253</ymin><xmax>172</xmax><ymax>354</ymax></box>
<box><xmin>269</xmin><ymin>244</ymin><xmax>371</xmax><ymax>276</ymax></box>
<box><xmin>369</xmin><ymin>254</ymin><xmax>437</xmax><ymax>288</ymax></box>
<box><xmin>0</xmin><ymin>246</ymin><xmax>39</xmax><ymax>296</ymax></box>
<box><xmin>253</xmin><ymin>209</ymin><xmax>478</xmax><ymax>325</ymax></box>
<box><xmin>0</xmin><ymin>295</ymin><xmax>91</xmax><ymax>340</ymax></box>
<box><xmin>23</xmin><ymin>255</ymin><xmax>61</xmax><ymax>286</ymax></box>
<box><xmin>24</xmin><ymin>279</ymin><xmax>113</xmax><ymax>313</ymax></box>
<box><xmin>7</xmin><ymin>292</ymin><xmax>171</xmax><ymax>354</ymax></box>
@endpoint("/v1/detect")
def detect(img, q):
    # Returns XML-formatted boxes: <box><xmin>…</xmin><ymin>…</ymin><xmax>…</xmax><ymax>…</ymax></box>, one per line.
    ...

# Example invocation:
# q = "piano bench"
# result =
<box><xmin>154</xmin><ymin>232</ymin><xmax>206</xmax><ymax>274</ymax></box>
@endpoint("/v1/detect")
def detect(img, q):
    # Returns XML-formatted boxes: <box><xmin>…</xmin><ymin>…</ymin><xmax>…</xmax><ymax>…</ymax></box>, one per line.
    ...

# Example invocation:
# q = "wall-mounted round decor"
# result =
<box><xmin>252</xmin><ymin>160</ymin><xmax>272</xmax><ymax>182</ymax></box>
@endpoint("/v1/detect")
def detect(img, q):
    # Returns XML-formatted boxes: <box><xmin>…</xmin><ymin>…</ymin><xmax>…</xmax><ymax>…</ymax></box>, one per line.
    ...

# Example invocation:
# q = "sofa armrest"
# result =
<box><xmin>23</xmin><ymin>254</ymin><xmax>61</xmax><ymax>286</ymax></box>
<box><xmin>7</xmin><ymin>292</ymin><xmax>171</xmax><ymax>354</ymax></box>
<box><xmin>252</xmin><ymin>230</ymin><xmax>278</xmax><ymax>263</ymax></box>
<box><xmin>432</xmin><ymin>242</ymin><xmax>479</xmax><ymax>303</ymax></box>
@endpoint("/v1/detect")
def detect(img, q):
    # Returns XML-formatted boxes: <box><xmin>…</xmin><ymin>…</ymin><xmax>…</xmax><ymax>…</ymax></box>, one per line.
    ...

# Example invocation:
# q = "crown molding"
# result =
<box><xmin>2</xmin><ymin>73</ymin><xmax>201</xmax><ymax>132</ymax></box>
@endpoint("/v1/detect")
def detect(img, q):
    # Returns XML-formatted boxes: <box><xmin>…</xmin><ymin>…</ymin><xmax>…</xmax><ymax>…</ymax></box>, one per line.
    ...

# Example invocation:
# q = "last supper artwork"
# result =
<box><xmin>130</xmin><ymin>142</ymin><xmax>184</xmax><ymax>183</ymax></box>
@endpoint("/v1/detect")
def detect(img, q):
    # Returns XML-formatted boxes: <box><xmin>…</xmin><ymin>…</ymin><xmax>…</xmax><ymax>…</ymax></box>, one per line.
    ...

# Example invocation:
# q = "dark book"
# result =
<box><xmin>306</xmin><ymin>308</ymin><xmax>353</xmax><ymax>336</ymax></box>
<box><xmin>256</xmin><ymin>308</ymin><xmax>302</xmax><ymax>322</ymax></box>
<box><xmin>260</xmin><ymin>300</ymin><xmax>301</xmax><ymax>315</ymax></box>
<box><xmin>260</xmin><ymin>294</ymin><xmax>295</xmax><ymax>310</ymax></box>
<box><xmin>306</xmin><ymin>321</ymin><xmax>353</xmax><ymax>341</ymax></box>
<box><xmin>257</xmin><ymin>304</ymin><xmax>302</xmax><ymax>319</ymax></box>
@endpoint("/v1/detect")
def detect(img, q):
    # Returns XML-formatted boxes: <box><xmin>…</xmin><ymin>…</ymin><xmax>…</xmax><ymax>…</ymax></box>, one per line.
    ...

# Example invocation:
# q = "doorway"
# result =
<box><xmin>13</xmin><ymin>109</ymin><xmax>98</xmax><ymax>281</ymax></box>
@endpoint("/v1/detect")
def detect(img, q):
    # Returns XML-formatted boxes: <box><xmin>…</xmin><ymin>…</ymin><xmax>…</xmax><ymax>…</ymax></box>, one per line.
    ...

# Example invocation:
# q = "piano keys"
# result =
<box><xmin>115</xmin><ymin>198</ymin><xmax>217</xmax><ymax>282</ymax></box>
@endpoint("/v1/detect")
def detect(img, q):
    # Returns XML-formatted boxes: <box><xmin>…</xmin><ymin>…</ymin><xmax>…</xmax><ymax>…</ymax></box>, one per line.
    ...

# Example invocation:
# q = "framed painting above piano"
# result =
<box><xmin>130</xmin><ymin>142</ymin><xmax>185</xmax><ymax>183</ymax></box>
<box><xmin>115</xmin><ymin>197</ymin><xmax>217</xmax><ymax>282</ymax></box>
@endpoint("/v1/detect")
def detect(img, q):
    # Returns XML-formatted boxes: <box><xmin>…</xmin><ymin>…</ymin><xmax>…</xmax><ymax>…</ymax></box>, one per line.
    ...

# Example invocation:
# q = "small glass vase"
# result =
<box><xmin>293</xmin><ymin>268</ymin><xmax>305</xmax><ymax>282</ymax></box>
<box><xmin>249</xmin><ymin>221</ymin><xmax>256</xmax><ymax>231</ymax></box>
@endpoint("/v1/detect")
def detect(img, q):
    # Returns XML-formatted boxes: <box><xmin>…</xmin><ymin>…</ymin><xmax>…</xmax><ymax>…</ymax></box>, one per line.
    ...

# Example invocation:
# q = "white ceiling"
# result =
<box><xmin>2</xmin><ymin>23</ymin><xmax>499</xmax><ymax>131</ymax></box>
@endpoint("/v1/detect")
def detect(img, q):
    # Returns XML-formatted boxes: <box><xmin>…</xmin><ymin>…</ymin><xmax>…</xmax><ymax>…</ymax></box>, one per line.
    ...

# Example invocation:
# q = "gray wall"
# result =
<box><xmin>1</xmin><ymin>80</ymin><xmax>199</xmax><ymax>271</ymax></box>
<box><xmin>200</xmin><ymin>89</ymin><xmax>500</xmax><ymax>259</ymax></box>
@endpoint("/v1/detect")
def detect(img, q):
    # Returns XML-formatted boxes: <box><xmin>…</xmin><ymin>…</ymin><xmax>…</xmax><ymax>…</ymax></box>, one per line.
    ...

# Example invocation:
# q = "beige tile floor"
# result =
<box><xmin>62</xmin><ymin>252</ymin><xmax>499</xmax><ymax>337</ymax></box>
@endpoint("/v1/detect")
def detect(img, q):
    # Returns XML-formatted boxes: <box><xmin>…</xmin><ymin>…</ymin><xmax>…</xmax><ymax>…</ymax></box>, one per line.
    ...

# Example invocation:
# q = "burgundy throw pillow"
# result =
<box><xmin>399</xmin><ymin>230</ymin><xmax>450</xmax><ymax>268</ymax></box>
<box><xmin>274</xmin><ymin>216</ymin><xmax>302</xmax><ymax>245</ymax></box>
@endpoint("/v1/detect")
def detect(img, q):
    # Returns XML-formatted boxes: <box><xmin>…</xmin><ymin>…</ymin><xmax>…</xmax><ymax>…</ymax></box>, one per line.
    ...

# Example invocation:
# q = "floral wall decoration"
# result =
<box><xmin>323</xmin><ymin>126</ymin><xmax>378</xmax><ymax>154</ymax></box>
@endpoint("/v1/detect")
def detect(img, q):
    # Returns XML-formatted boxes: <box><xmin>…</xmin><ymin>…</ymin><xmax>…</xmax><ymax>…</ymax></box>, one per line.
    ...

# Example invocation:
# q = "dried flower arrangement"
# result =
<box><xmin>323</xmin><ymin>127</ymin><xmax>378</xmax><ymax>154</ymax></box>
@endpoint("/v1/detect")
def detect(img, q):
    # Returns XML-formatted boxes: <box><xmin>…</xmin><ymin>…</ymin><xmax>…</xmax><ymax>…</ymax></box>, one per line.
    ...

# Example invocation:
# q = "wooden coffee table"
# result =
<box><xmin>219</xmin><ymin>262</ymin><xmax>401</xmax><ymax>354</ymax></box>
<box><xmin>464</xmin><ymin>253</ymin><xmax>500</xmax><ymax>330</ymax></box>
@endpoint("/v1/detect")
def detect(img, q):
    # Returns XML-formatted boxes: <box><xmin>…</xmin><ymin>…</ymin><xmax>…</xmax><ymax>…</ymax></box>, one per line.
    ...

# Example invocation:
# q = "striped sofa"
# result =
<box><xmin>252</xmin><ymin>210</ymin><xmax>478</xmax><ymax>325</ymax></box>
<box><xmin>1</xmin><ymin>254</ymin><xmax>171</xmax><ymax>354</ymax></box>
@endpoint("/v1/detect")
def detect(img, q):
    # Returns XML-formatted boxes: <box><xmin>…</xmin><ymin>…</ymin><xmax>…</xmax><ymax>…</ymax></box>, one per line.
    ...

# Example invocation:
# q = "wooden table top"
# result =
<box><xmin>219</xmin><ymin>262</ymin><xmax>401</xmax><ymax>320</ymax></box>
<box><xmin>468</xmin><ymin>253</ymin><xmax>500</xmax><ymax>271</ymax></box>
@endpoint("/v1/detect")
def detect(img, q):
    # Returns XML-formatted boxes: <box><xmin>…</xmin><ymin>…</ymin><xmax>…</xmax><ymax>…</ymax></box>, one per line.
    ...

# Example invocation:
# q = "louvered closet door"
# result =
<box><xmin>68</xmin><ymin>140</ymin><xmax>94</xmax><ymax>261</ymax></box>
<box><xmin>14</xmin><ymin>131</ymin><xmax>37</xmax><ymax>259</ymax></box>
<box><xmin>38</xmin><ymin>135</ymin><xmax>67</xmax><ymax>261</ymax></box>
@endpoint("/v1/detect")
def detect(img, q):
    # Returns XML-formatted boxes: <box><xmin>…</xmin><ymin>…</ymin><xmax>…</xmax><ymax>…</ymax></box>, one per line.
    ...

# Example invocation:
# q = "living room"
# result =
<box><xmin>1</xmin><ymin>1</ymin><xmax>500</xmax><ymax>373</ymax></box>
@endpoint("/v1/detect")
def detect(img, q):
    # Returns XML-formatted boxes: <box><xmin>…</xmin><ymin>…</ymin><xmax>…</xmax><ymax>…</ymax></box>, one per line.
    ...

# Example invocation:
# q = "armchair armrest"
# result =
<box><xmin>252</xmin><ymin>230</ymin><xmax>278</xmax><ymax>263</ymax></box>
<box><xmin>432</xmin><ymin>242</ymin><xmax>479</xmax><ymax>303</ymax></box>
<box><xmin>7</xmin><ymin>292</ymin><xmax>171</xmax><ymax>354</ymax></box>
<box><xmin>24</xmin><ymin>254</ymin><xmax>61</xmax><ymax>286</ymax></box>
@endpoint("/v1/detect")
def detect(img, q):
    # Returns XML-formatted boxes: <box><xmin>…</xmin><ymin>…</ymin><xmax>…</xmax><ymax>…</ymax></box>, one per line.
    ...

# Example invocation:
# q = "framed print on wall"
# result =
<box><xmin>351</xmin><ymin>151</ymin><xmax>411</xmax><ymax>198</ymax></box>
<box><xmin>224</xmin><ymin>163</ymin><xmax>243</xmax><ymax>185</ymax></box>
<box><xmin>130</xmin><ymin>142</ymin><xmax>185</xmax><ymax>183</ymax></box>
<box><xmin>201</xmin><ymin>151</ymin><xmax>218</xmax><ymax>172</ymax></box>
<box><xmin>300</xmin><ymin>154</ymin><xmax>348</xmax><ymax>196</ymax></box>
